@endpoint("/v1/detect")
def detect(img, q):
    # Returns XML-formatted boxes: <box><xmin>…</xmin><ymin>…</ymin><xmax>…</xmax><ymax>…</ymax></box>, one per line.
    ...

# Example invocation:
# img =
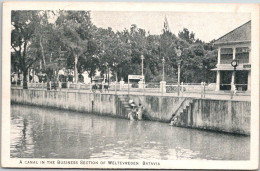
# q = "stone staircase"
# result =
<box><xmin>117</xmin><ymin>95</ymin><xmax>138</xmax><ymax>119</ymax></box>
<box><xmin>118</xmin><ymin>95</ymin><xmax>131</xmax><ymax>113</ymax></box>
<box><xmin>169</xmin><ymin>98</ymin><xmax>194</xmax><ymax>126</ymax></box>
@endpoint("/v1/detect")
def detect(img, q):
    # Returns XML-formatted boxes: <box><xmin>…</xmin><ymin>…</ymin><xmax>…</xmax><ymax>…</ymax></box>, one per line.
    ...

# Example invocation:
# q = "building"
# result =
<box><xmin>212</xmin><ymin>20</ymin><xmax>251</xmax><ymax>92</ymax></box>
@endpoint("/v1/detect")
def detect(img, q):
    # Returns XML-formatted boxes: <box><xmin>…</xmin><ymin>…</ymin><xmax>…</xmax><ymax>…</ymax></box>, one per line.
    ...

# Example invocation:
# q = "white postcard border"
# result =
<box><xmin>1</xmin><ymin>2</ymin><xmax>259</xmax><ymax>169</ymax></box>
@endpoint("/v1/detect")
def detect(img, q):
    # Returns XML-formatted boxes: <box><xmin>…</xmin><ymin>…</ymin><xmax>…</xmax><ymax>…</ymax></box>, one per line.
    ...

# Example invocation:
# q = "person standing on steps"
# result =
<box><xmin>128</xmin><ymin>105</ymin><xmax>137</xmax><ymax>121</ymax></box>
<box><xmin>128</xmin><ymin>99</ymin><xmax>134</xmax><ymax>106</ymax></box>
<box><xmin>127</xmin><ymin>99</ymin><xmax>139</xmax><ymax>120</ymax></box>
<box><xmin>169</xmin><ymin>114</ymin><xmax>177</xmax><ymax>126</ymax></box>
<box><xmin>137</xmin><ymin>103</ymin><xmax>144</xmax><ymax>120</ymax></box>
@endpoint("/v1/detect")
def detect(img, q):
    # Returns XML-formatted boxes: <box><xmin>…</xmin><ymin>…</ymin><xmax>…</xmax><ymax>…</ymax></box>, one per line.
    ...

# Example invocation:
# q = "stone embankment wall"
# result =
<box><xmin>128</xmin><ymin>95</ymin><xmax>250</xmax><ymax>135</ymax></box>
<box><xmin>11</xmin><ymin>89</ymin><xmax>128</xmax><ymax>119</ymax></box>
<box><xmin>11</xmin><ymin>89</ymin><xmax>250</xmax><ymax>135</ymax></box>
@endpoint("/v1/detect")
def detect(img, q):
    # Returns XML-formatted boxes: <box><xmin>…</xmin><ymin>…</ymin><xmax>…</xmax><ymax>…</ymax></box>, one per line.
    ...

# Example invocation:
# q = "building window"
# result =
<box><xmin>235</xmin><ymin>71</ymin><xmax>248</xmax><ymax>91</ymax></box>
<box><xmin>220</xmin><ymin>48</ymin><xmax>233</xmax><ymax>64</ymax></box>
<box><xmin>236</xmin><ymin>47</ymin><xmax>249</xmax><ymax>64</ymax></box>
<box><xmin>220</xmin><ymin>71</ymin><xmax>232</xmax><ymax>90</ymax></box>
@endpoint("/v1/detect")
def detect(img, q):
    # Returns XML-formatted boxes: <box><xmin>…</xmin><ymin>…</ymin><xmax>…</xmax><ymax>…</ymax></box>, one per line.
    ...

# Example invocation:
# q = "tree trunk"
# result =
<box><xmin>106</xmin><ymin>69</ymin><xmax>108</xmax><ymax>82</ymax></box>
<box><xmin>203</xmin><ymin>65</ymin><xmax>205</xmax><ymax>82</ymax></box>
<box><xmin>22</xmin><ymin>69</ymin><xmax>28</xmax><ymax>89</ymax></box>
<box><xmin>108</xmin><ymin>68</ymin><xmax>110</xmax><ymax>85</ymax></box>
<box><xmin>39</xmin><ymin>36</ymin><xmax>51</xmax><ymax>86</ymax></box>
<box><xmin>56</xmin><ymin>69</ymin><xmax>59</xmax><ymax>82</ymax></box>
<box><xmin>39</xmin><ymin>36</ymin><xmax>46</xmax><ymax>67</ymax></box>
<box><xmin>115</xmin><ymin>71</ymin><xmax>118</xmax><ymax>82</ymax></box>
<box><xmin>21</xmin><ymin>42</ymin><xmax>28</xmax><ymax>89</ymax></box>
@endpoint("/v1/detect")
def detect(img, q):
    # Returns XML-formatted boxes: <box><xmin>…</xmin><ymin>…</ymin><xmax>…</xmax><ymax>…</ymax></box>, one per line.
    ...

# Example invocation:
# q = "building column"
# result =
<box><xmin>215</xmin><ymin>70</ymin><xmax>220</xmax><ymax>91</ymax></box>
<box><xmin>217</xmin><ymin>47</ymin><xmax>221</xmax><ymax>65</ymax></box>
<box><xmin>119</xmin><ymin>80</ymin><xmax>125</xmax><ymax>90</ymax></box>
<box><xmin>233</xmin><ymin>47</ymin><xmax>236</xmax><ymax>59</ymax></box>
<box><xmin>247</xmin><ymin>71</ymin><xmax>251</xmax><ymax>91</ymax></box>
<box><xmin>231</xmin><ymin>47</ymin><xmax>236</xmax><ymax>91</ymax></box>
<box><xmin>138</xmin><ymin>80</ymin><xmax>145</xmax><ymax>89</ymax></box>
<box><xmin>231</xmin><ymin>71</ymin><xmax>236</xmax><ymax>91</ymax></box>
<box><xmin>247</xmin><ymin>47</ymin><xmax>251</xmax><ymax>92</ymax></box>
<box><xmin>249</xmin><ymin>47</ymin><xmax>251</xmax><ymax>63</ymax></box>
<box><xmin>160</xmin><ymin>81</ymin><xmax>166</xmax><ymax>93</ymax></box>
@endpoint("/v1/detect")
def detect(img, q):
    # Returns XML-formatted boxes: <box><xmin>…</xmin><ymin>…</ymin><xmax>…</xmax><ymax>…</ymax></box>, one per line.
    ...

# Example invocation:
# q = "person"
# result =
<box><xmin>128</xmin><ymin>99</ymin><xmax>134</xmax><ymax>105</ymax></box>
<box><xmin>136</xmin><ymin>104</ymin><xmax>144</xmax><ymax>120</ymax></box>
<box><xmin>128</xmin><ymin>99</ymin><xmax>139</xmax><ymax>120</ymax></box>
<box><xmin>169</xmin><ymin>114</ymin><xmax>176</xmax><ymax>126</ymax></box>
<box><xmin>128</xmin><ymin>105</ymin><xmax>136</xmax><ymax>121</ymax></box>
<box><xmin>91</xmin><ymin>83</ymin><xmax>98</xmax><ymax>93</ymax></box>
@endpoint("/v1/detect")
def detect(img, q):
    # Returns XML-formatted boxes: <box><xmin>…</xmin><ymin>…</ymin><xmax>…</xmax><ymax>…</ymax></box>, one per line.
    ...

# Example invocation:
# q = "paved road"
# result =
<box><xmin>12</xmin><ymin>86</ymin><xmax>251</xmax><ymax>101</ymax></box>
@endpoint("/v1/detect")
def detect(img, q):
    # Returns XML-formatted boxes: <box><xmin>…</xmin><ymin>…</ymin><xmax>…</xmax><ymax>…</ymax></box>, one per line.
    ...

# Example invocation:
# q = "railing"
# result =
<box><xmin>145</xmin><ymin>83</ymin><xmax>160</xmax><ymax>88</ymax></box>
<box><xmin>220</xmin><ymin>84</ymin><xmax>248</xmax><ymax>91</ymax></box>
<box><xmin>235</xmin><ymin>58</ymin><xmax>249</xmax><ymax>64</ymax></box>
<box><xmin>144</xmin><ymin>83</ymin><xmax>161</xmax><ymax>94</ymax></box>
<box><xmin>220</xmin><ymin>58</ymin><xmax>249</xmax><ymax>64</ymax></box>
<box><xmin>220</xmin><ymin>59</ymin><xmax>233</xmax><ymax>64</ymax></box>
<box><xmin>28</xmin><ymin>82</ymin><xmax>48</xmax><ymax>89</ymax></box>
<box><xmin>11</xmin><ymin>81</ymin><xmax>250</xmax><ymax>100</ymax></box>
<box><xmin>165</xmin><ymin>82</ymin><xmax>249</xmax><ymax>99</ymax></box>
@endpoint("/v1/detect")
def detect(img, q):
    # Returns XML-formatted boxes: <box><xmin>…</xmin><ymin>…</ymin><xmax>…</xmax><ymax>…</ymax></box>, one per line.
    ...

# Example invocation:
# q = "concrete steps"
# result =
<box><xmin>118</xmin><ymin>95</ymin><xmax>132</xmax><ymax>115</ymax></box>
<box><xmin>170</xmin><ymin>98</ymin><xmax>194</xmax><ymax>126</ymax></box>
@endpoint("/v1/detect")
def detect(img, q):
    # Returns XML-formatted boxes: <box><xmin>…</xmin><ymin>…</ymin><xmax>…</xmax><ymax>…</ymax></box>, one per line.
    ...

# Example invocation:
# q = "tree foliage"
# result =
<box><xmin>11</xmin><ymin>11</ymin><xmax>217</xmax><ymax>88</ymax></box>
<box><xmin>11</xmin><ymin>11</ymin><xmax>41</xmax><ymax>88</ymax></box>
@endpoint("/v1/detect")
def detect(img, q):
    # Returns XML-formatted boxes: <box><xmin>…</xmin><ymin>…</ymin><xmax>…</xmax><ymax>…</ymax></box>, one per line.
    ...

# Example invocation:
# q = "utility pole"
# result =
<box><xmin>176</xmin><ymin>47</ymin><xmax>182</xmax><ymax>96</ymax></box>
<box><xmin>74</xmin><ymin>54</ymin><xmax>78</xmax><ymax>83</ymax></box>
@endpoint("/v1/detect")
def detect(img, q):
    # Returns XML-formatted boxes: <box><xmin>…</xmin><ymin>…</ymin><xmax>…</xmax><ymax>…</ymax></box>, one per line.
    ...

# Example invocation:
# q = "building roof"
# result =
<box><xmin>214</xmin><ymin>20</ymin><xmax>251</xmax><ymax>45</ymax></box>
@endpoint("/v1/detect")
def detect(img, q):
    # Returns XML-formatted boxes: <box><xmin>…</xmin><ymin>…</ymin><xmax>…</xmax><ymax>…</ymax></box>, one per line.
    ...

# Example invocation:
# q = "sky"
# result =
<box><xmin>90</xmin><ymin>11</ymin><xmax>251</xmax><ymax>42</ymax></box>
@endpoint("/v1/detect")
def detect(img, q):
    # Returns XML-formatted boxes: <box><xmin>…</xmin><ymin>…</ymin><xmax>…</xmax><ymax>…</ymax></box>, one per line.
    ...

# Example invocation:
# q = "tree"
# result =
<box><xmin>11</xmin><ymin>11</ymin><xmax>41</xmax><ymax>89</ymax></box>
<box><xmin>29</xmin><ymin>11</ymin><xmax>65</xmax><ymax>83</ymax></box>
<box><xmin>11</xmin><ymin>10</ymin><xmax>218</xmax><ymax>86</ymax></box>
<box><xmin>178</xmin><ymin>28</ymin><xmax>195</xmax><ymax>44</ymax></box>
<box><xmin>179</xmin><ymin>42</ymin><xmax>217</xmax><ymax>83</ymax></box>
<box><xmin>56</xmin><ymin>11</ymin><xmax>92</xmax><ymax>83</ymax></box>
<box><xmin>96</xmin><ymin>27</ymin><xmax>132</xmax><ymax>82</ymax></box>
<box><xmin>159</xmin><ymin>17</ymin><xmax>179</xmax><ymax>82</ymax></box>
<box><xmin>80</xmin><ymin>26</ymin><xmax>100</xmax><ymax>81</ymax></box>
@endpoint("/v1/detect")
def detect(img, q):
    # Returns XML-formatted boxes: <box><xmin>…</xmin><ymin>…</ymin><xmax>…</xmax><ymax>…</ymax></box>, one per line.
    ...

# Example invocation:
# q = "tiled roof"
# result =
<box><xmin>214</xmin><ymin>20</ymin><xmax>251</xmax><ymax>44</ymax></box>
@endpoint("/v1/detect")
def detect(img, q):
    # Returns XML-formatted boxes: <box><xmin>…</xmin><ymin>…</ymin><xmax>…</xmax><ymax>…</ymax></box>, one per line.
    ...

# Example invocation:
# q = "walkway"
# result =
<box><xmin>12</xmin><ymin>86</ymin><xmax>251</xmax><ymax>101</ymax></box>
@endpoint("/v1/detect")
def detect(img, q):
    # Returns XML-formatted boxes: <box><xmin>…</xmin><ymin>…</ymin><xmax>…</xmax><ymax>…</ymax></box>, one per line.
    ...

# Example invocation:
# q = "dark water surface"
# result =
<box><xmin>11</xmin><ymin>104</ymin><xmax>250</xmax><ymax>160</ymax></box>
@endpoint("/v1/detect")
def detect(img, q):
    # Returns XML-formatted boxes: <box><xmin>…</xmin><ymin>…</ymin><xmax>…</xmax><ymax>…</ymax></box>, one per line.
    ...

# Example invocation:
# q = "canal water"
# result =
<box><xmin>11</xmin><ymin>104</ymin><xmax>250</xmax><ymax>160</ymax></box>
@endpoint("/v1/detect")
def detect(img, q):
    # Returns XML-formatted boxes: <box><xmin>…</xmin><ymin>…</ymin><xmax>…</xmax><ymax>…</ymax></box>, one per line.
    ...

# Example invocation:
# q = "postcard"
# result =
<box><xmin>2</xmin><ymin>2</ymin><xmax>259</xmax><ymax>169</ymax></box>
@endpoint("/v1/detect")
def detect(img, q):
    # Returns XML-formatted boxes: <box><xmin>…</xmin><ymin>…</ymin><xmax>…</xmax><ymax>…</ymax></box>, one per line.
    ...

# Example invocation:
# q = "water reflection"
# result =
<box><xmin>11</xmin><ymin>104</ymin><xmax>250</xmax><ymax>160</ymax></box>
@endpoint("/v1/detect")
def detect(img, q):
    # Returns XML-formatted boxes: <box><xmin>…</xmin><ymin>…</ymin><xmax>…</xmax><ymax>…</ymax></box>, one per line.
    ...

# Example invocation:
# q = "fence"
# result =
<box><xmin>11</xmin><ymin>81</ymin><xmax>250</xmax><ymax>100</ymax></box>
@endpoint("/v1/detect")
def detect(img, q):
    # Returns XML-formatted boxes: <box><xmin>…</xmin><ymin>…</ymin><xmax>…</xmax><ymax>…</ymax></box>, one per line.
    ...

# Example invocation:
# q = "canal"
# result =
<box><xmin>11</xmin><ymin>104</ymin><xmax>250</xmax><ymax>160</ymax></box>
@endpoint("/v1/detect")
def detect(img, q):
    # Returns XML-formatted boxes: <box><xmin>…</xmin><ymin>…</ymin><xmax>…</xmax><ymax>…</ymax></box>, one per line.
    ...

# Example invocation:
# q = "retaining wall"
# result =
<box><xmin>11</xmin><ymin>88</ymin><xmax>251</xmax><ymax>135</ymax></box>
<box><xmin>179</xmin><ymin>99</ymin><xmax>250</xmax><ymax>135</ymax></box>
<box><xmin>127</xmin><ymin>94</ymin><xmax>250</xmax><ymax>135</ymax></box>
<box><xmin>11</xmin><ymin>89</ymin><xmax>128</xmax><ymax>119</ymax></box>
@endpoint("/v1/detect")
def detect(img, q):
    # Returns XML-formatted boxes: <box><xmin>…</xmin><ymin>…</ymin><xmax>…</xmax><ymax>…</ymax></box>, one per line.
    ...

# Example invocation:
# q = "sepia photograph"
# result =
<box><xmin>1</xmin><ymin>2</ymin><xmax>259</xmax><ymax>169</ymax></box>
